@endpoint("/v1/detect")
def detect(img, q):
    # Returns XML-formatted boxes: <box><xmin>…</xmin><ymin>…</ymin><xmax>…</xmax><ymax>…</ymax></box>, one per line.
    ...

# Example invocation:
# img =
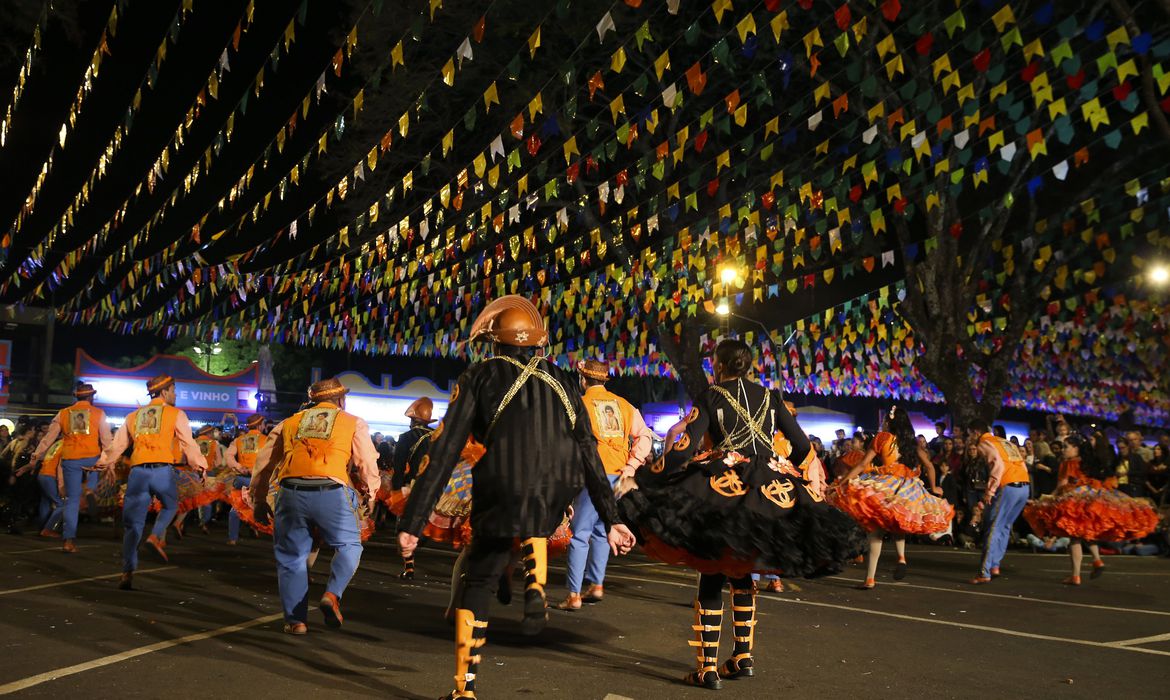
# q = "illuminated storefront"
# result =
<box><xmin>75</xmin><ymin>350</ymin><xmax>259</xmax><ymax>427</ymax></box>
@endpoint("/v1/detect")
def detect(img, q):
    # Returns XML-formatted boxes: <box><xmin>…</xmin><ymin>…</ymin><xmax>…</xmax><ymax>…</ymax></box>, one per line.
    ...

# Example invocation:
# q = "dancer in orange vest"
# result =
<box><xmin>30</xmin><ymin>383</ymin><xmax>113</xmax><ymax>553</ymax></box>
<box><xmin>96</xmin><ymin>375</ymin><xmax>208</xmax><ymax>589</ymax></box>
<box><xmin>250</xmin><ymin>378</ymin><xmax>380</xmax><ymax>635</ymax></box>
<box><xmin>967</xmin><ymin>420</ymin><xmax>1032</xmax><ymax>584</ymax></box>
<box><xmin>225</xmin><ymin>414</ymin><xmax>268</xmax><ymax>545</ymax></box>
<box><xmin>555</xmin><ymin>359</ymin><xmax>654</xmax><ymax>611</ymax></box>
<box><xmin>195</xmin><ymin>425</ymin><xmax>226</xmax><ymax>534</ymax></box>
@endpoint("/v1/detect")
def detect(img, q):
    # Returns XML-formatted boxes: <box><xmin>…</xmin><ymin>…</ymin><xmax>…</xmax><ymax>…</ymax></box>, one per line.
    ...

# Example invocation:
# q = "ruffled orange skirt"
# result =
<box><xmin>228</xmin><ymin>487</ymin><xmax>375</xmax><ymax>541</ymax></box>
<box><xmin>1024</xmin><ymin>485</ymin><xmax>1159</xmax><ymax>541</ymax></box>
<box><xmin>828</xmin><ymin>471</ymin><xmax>953</xmax><ymax>535</ymax></box>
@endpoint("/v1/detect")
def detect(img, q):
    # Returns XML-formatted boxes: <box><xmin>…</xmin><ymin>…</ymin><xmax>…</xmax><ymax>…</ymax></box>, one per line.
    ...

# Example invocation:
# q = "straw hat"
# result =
<box><xmin>308</xmin><ymin>377</ymin><xmax>349</xmax><ymax>402</ymax></box>
<box><xmin>146</xmin><ymin>375</ymin><xmax>175</xmax><ymax>395</ymax></box>
<box><xmin>577</xmin><ymin>359</ymin><xmax>610</xmax><ymax>382</ymax></box>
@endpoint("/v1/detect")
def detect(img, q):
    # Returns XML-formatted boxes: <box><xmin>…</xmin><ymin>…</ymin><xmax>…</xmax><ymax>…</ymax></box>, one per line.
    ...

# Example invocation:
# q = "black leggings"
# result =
<box><xmin>697</xmin><ymin>573</ymin><xmax>753</xmax><ymax>607</ymax></box>
<box><xmin>457</xmin><ymin>536</ymin><xmax>515</xmax><ymax>618</ymax></box>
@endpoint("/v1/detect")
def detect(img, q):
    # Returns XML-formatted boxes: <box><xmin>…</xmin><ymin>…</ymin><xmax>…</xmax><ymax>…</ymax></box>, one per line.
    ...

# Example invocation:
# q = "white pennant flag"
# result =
<box><xmin>596</xmin><ymin>12</ymin><xmax>615</xmax><ymax>42</ymax></box>
<box><xmin>457</xmin><ymin>37</ymin><xmax>473</xmax><ymax>66</ymax></box>
<box><xmin>490</xmin><ymin>135</ymin><xmax>504</xmax><ymax>161</ymax></box>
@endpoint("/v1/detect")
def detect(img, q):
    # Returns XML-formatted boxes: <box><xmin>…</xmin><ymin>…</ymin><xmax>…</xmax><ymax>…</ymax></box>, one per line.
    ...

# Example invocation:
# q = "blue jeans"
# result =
<box><xmin>37</xmin><ymin>475</ymin><xmax>64</xmax><ymax>532</ymax></box>
<box><xmin>273</xmin><ymin>484</ymin><xmax>364</xmax><ymax>623</ymax></box>
<box><xmin>122</xmin><ymin>465</ymin><xmax>178</xmax><ymax>572</ymax></box>
<box><xmin>227</xmin><ymin>475</ymin><xmax>251</xmax><ymax>541</ymax></box>
<box><xmin>60</xmin><ymin>457</ymin><xmax>100</xmax><ymax>539</ymax></box>
<box><xmin>565</xmin><ymin>474</ymin><xmax>620</xmax><ymax>593</ymax></box>
<box><xmin>980</xmin><ymin>484</ymin><xmax>1030</xmax><ymax>577</ymax></box>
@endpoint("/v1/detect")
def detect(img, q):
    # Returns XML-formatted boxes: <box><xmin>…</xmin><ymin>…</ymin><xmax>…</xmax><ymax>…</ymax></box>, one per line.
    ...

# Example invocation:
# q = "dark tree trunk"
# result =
<box><xmin>654</xmin><ymin>317</ymin><xmax>710</xmax><ymax>402</ymax></box>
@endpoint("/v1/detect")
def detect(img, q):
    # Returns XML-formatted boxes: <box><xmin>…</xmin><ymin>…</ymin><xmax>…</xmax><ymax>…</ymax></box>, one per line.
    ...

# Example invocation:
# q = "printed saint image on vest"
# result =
<box><xmin>594</xmin><ymin>400</ymin><xmax>624</xmax><ymax>438</ymax></box>
<box><xmin>296</xmin><ymin>408</ymin><xmax>339</xmax><ymax>440</ymax></box>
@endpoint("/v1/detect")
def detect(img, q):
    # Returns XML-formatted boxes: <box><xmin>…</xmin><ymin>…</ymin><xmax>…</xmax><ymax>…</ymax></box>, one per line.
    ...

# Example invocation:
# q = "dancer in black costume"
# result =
<box><xmin>621</xmin><ymin>339</ymin><xmax>864</xmax><ymax>690</ymax></box>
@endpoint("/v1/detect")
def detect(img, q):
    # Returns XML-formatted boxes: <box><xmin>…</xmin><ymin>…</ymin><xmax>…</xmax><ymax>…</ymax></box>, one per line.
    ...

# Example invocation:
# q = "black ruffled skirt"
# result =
<box><xmin>621</xmin><ymin>451</ymin><xmax>865</xmax><ymax>578</ymax></box>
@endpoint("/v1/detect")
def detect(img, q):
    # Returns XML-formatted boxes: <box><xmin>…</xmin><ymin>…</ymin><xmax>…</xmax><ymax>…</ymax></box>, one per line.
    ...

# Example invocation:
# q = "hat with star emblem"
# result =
<box><xmin>468</xmin><ymin>295</ymin><xmax>548</xmax><ymax>347</ymax></box>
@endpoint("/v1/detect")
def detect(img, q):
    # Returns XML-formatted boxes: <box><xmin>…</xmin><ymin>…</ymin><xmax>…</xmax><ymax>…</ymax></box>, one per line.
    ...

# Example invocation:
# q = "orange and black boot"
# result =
<box><xmin>399</xmin><ymin>554</ymin><xmax>415</xmax><ymax>580</ymax></box>
<box><xmin>720</xmin><ymin>584</ymin><xmax>756</xmax><ymax>679</ymax></box>
<box><xmin>444</xmin><ymin>609</ymin><xmax>488</xmax><ymax>699</ymax></box>
<box><xmin>519</xmin><ymin>537</ymin><xmax>548</xmax><ymax>636</ymax></box>
<box><xmin>684</xmin><ymin>601</ymin><xmax>723</xmax><ymax>690</ymax></box>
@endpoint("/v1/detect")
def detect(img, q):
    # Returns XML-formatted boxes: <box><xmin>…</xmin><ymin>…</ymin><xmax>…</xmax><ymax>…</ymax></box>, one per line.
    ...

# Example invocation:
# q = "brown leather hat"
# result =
<box><xmin>405</xmin><ymin>397</ymin><xmax>436</xmax><ymax>423</ymax></box>
<box><xmin>146</xmin><ymin>375</ymin><xmax>175</xmax><ymax>395</ymax></box>
<box><xmin>308</xmin><ymin>377</ymin><xmax>349</xmax><ymax>402</ymax></box>
<box><xmin>195</xmin><ymin>424</ymin><xmax>217</xmax><ymax>437</ymax></box>
<box><xmin>73</xmin><ymin>383</ymin><xmax>97</xmax><ymax>399</ymax></box>
<box><xmin>784</xmin><ymin>400</ymin><xmax>797</xmax><ymax>417</ymax></box>
<box><xmin>246</xmin><ymin>414</ymin><xmax>266</xmax><ymax>429</ymax></box>
<box><xmin>577</xmin><ymin>359</ymin><xmax>610</xmax><ymax>382</ymax></box>
<box><xmin>468</xmin><ymin>295</ymin><xmax>548</xmax><ymax>347</ymax></box>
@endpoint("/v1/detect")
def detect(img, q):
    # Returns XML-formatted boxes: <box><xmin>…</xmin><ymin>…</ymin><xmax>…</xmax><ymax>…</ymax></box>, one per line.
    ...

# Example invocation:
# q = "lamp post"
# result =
<box><xmin>193</xmin><ymin>341</ymin><xmax>221</xmax><ymax>373</ymax></box>
<box><xmin>713</xmin><ymin>264</ymin><xmax>786</xmax><ymax>388</ymax></box>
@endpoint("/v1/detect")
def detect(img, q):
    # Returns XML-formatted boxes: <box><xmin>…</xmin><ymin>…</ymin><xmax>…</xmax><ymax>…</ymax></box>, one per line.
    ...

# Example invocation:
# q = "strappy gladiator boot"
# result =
<box><xmin>444</xmin><ymin>609</ymin><xmax>488</xmax><ymax>699</ymax></box>
<box><xmin>720</xmin><ymin>584</ymin><xmax>756</xmax><ymax>679</ymax></box>
<box><xmin>684</xmin><ymin>600</ymin><xmax>724</xmax><ymax>690</ymax></box>
<box><xmin>520</xmin><ymin>537</ymin><xmax>548</xmax><ymax>635</ymax></box>
<box><xmin>399</xmin><ymin>554</ymin><xmax>415</xmax><ymax>580</ymax></box>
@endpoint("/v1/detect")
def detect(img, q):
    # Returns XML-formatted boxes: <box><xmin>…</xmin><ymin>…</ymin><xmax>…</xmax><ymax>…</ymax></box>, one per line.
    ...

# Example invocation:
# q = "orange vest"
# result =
<box><xmin>56</xmin><ymin>401</ymin><xmax>105</xmax><ymax>460</ymax></box>
<box><xmin>583</xmin><ymin>386</ymin><xmax>638</xmax><ymax>475</ymax></box>
<box><xmin>41</xmin><ymin>440</ymin><xmax>64</xmax><ymax>478</ymax></box>
<box><xmin>981</xmin><ymin>434</ymin><xmax>1030</xmax><ymax>484</ymax></box>
<box><xmin>196</xmin><ymin>436</ymin><xmax>221</xmax><ymax>470</ymax></box>
<box><xmin>277</xmin><ymin>402</ymin><xmax>358</xmax><ymax>485</ymax></box>
<box><xmin>233</xmin><ymin>430</ymin><xmax>268</xmax><ymax>471</ymax></box>
<box><xmin>126</xmin><ymin>398</ymin><xmax>183</xmax><ymax>466</ymax></box>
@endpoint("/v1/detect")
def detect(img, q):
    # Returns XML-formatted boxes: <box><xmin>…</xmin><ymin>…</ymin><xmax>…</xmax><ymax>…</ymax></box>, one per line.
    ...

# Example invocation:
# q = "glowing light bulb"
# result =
<box><xmin>720</xmin><ymin>266</ymin><xmax>737</xmax><ymax>284</ymax></box>
<box><xmin>715</xmin><ymin>301</ymin><xmax>730</xmax><ymax>316</ymax></box>
<box><xmin>1150</xmin><ymin>264</ymin><xmax>1170</xmax><ymax>285</ymax></box>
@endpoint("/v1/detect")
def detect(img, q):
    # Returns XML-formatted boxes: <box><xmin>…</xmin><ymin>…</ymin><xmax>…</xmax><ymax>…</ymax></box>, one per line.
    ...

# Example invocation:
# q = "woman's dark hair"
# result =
<box><xmin>886</xmin><ymin>406</ymin><xmax>921</xmax><ymax>472</ymax></box>
<box><xmin>1153</xmin><ymin>444</ymin><xmax>1166</xmax><ymax>464</ymax></box>
<box><xmin>714</xmin><ymin>339</ymin><xmax>753</xmax><ymax>379</ymax></box>
<box><xmin>1087</xmin><ymin>431</ymin><xmax>1117</xmax><ymax>480</ymax></box>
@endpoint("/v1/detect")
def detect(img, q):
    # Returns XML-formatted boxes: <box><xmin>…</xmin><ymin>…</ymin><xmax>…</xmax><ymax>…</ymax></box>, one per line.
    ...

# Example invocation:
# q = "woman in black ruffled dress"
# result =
<box><xmin>620</xmin><ymin>340</ymin><xmax>865</xmax><ymax>690</ymax></box>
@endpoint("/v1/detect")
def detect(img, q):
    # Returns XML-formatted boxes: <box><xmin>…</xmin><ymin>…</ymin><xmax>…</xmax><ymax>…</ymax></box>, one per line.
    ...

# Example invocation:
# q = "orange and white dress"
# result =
<box><xmin>828</xmin><ymin>432</ymin><xmax>953</xmax><ymax>535</ymax></box>
<box><xmin>1023</xmin><ymin>459</ymin><xmax>1159</xmax><ymax>541</ymax></box>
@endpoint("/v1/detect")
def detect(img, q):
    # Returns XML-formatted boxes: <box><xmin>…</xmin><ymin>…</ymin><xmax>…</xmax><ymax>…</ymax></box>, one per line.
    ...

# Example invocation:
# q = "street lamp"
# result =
<box><xmin>715</xmin><ymin>301</ymin><xmax>730</xmax><ymax>316</ymax></box>
<box><xmin>1150</xmin><ymin>263</ymin><xmax>1169</xmax><ymax>286</ymax></box>
<box><xmin>193</xmin><ymin>341</ymin><xmax>221</xmax><ymax>372</ymax></box>
<box><xmin>720</xmin><ymin>265</ymin><xmax>738</xmax><ymax>285</ymax></box>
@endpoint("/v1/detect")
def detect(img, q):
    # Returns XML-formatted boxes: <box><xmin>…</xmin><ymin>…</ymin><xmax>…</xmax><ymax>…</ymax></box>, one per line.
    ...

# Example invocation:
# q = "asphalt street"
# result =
<box><xmin>1</xmin><ymin>522</ymin><xmax>1168</xmax><ymax>699</ymax></box>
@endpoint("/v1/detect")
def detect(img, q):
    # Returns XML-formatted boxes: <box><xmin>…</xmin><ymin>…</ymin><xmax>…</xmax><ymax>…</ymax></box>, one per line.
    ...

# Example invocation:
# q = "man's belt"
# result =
<box><xmin>280</xmin><ymin>479</ymin><xmax>342</xmax><ymax>491</ymax></box>
<box><xmin>1003</xmin><ymin>482</ymin><xmax>1029</xmax><ymax>487</ymax></box>
<box><xmin>133</xmin><ymin>462</ymin><xmax>174</xmax><ymax>469</ymax></box>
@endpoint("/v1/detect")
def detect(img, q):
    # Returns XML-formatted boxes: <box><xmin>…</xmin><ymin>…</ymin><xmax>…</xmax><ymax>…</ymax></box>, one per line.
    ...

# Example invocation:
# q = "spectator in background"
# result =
<box><xmin>830</xmin><ymin>429</ymin><xmax>848</xmax><ymax>460</ymax></box>
<box><xmin>1145</xmin><ymin>444</ymin><xmax>1168</xmax><ymax>506</ymax></box>
<box><xmin>809</xmin><ymin>436</ymin><xmax>826</xmax><ymax>463</ymax></box>
<box><xmin>1127</xmin><ymin>430</ymin><xmax>1153</xmax><ymax>463</ymax></box>
<box><xmin>0</xmin><ymin>425</ymin><xmax>10</xmax><ymax>451</ymax></box>
<box><xmin>1090</xmin><ymin>432</ymin><xmax>1117</xmax><ymax>480</ymax></box>
<box><xmin>1158</xmin><ymin>432</ymin><xmax>1170</xmax><ymax>454</ymax></box>
<box><xmin>928</xmin><ymin>421</ymin><xmax>948</xmax><ymax>454</ymax></box>
<box><xmin>1115</xmin><ymin>440</ymin><xmax>1147</xmax><ymax>499</ymax></box>
<box><xmin>1027</xmin><ymin>438</ymin><xmax>1059</xmax><ymax>497</ymax></box>
<box><xmin>937</xmin><ymin>458</ymin><xmax>960</xmax><ymax>507</ymax></box>
<box><xmin>1048</xmin><ymin>415</ymin><xmax>1072</xmax><ymax>442</ymax></box>
<box><xmin>373</xmin><ymin>432</ymin><xmax>394</xmax><ymax>472</ymax></box>
<box><xmin>959</xmin><ymin>442</ymin><xmax>989</xmax><ymax>517</ymax></box>
<box><xmin>993</xmin><ymin>425</ymin><xmax>1007</xmax><ymax>439</ymax></box>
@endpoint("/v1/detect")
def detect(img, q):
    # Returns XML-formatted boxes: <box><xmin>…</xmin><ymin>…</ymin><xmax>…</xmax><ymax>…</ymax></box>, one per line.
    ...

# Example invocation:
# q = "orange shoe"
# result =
<box><xmin>858</xmin><ymin>578</ymin><xmax>876</xmax><ymax>590</ymax></box>
<box><xmin>39</xmin><ymin>528</ymin><xmax>61</xmax><ymax>539</ymax></box>
<box><xmin>582</xmin><ymin>584</ymin><xmax>605</xmax><ymax>603</ymax></box>
<box><xmin>555</xmin><ymin>593</ymin><xmax>583</xmax><ymax>611</ymax></box>
<box><xmin>62</xmin><ymin>539</ymin><xmax>77</xmax><ymax>554</ymax></box>
<box><xmin>283</xmin><ymin>622</ymin><xmax>308</xmax><ymax>635</ymax></box>
<box><xmin>969</xmin><ymin>575</ymin><xmax>993</xmax><ymax>585</ymax></box>
<box><xmin>145</xmin><ymin>534</ymin><xmax>169</xmax><ymax>562</ymax></box>
<box><xmin>1062</xmin><ymin>575</ymin><xmax>1082</xmax><ymax>586</ymax></box>
<box><xmin>320</xmin><ymin>592</ymin><xmax>343</xmax><ymax>628</ymax></box>
<box><xmin>1090</xmin><ymin>561</ymin><xmax>1105</xmax><ymax>579</ymax></box>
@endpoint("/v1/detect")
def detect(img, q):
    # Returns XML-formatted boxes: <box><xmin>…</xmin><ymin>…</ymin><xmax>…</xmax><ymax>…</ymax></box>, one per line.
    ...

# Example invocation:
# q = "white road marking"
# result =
<box><xmin>0</xmin><ymin>611</ymin><xmax>284</xmax><ymax>695</ymax></box>
<box><xmin>0</xmin><ymin>544</ymin><xmax>101</xmax><ymax>555</ymax></box>
<box><xmin>1108</xmin><ymin>631</ymin><xmax>1170</xmax><ymax>647</ymax></box>
<box><xmin>602</xmin><ymin>695</ymin><xmax>635</xmax><ymax>700</ymax></box>
<box><xmin>1038</xmin><ymin>569</ymin><xmax>1170</xmax><ymax>577</ymax></box>
<box><xmin>0</xmin><ymin>566</ymin><xmax>176</xmax><ymax>596</ymax></box>
<box><xmin>824</xmin><ymin>576</ymin><xmax>1170</xmax><ymax>617</ymax></box>
<box><xmin>599</xmin><ymin>571</ymin><xmax>1170</xmax><ymax>658</ymax></box>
